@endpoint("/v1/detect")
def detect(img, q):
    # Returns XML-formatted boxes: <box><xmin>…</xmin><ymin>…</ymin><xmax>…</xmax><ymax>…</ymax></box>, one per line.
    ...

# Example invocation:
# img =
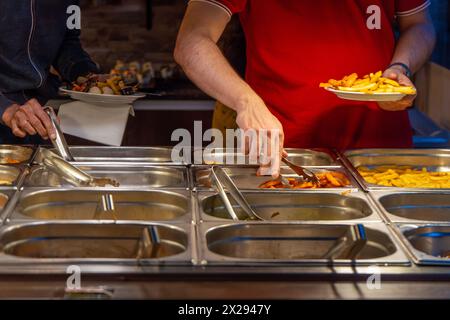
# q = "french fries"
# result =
<box><xmin>259</xmin><ymin>171</ymin><xmax>351</xmax><ymax>189</ymax></box>
<box><xmin>320</xmin><ymin>71</ymin><xmax>417</xmax><ymax>95</ymax></box>
<box><xmin>357</xmin><ymin>166</ymin><xmax>450</xmax><ymax>188</ymax></box>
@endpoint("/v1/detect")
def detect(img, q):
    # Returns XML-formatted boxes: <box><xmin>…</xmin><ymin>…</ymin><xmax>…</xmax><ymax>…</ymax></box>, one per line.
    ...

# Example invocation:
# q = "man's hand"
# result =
<box><xmin>236</xmin><ymin>95</ymin><xmax>286</xmax><ymax>178</ymax></box>
<box><xmin>377</xmin><ymin>67</ymin><xmax>417</xmax><ymax>111</ymax></box>
<box><xmin>2</xmin><ymin>99</ymin><xmax>56</xmax><ymax>140</ymax></box>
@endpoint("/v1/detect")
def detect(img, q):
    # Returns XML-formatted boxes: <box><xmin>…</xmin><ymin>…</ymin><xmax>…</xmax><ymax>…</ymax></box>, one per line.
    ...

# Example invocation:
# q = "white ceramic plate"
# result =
<box><xmin>325</xmin><ymin>87</ymin><xmax>408</xmax><ymax>102</ymax></box>
<box><xmin>60</xmin><ymin>87</ymin><xmax>146</xmax><ymax>106</ymax></box>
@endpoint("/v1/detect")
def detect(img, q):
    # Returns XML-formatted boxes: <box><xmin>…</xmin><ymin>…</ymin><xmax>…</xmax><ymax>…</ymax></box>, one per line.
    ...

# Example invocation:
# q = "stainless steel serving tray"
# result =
<box><xmin>369</xmin><ymin>191</ymin><xmax>450</xmax><ymax>223</ymax></box>
<box><xmin>6</xmin><ymin>189</ymin><xmax>193</xmax><ymax>223</ymax></box>
<box><xmin>24</xmin><ymin>164</ymin><xmax>188</xmax><ymax>189</ymax></box>
<box><xmin>42</xmin><ymin>146</ymin><xmax>184</xmax><ymax>165</ymax></box>
<box><xmin>197</xmin><ymin>222</ymin><xmax>409</xmax><ymax>266</ymax></box>
<box><xmin>193</xmin><ymin>148</ymin><xmax>339</xmax><ymax>166</ymax></box>
<box><xmin>394</xmin><ymin>224</ymin><xmax>450</xmax><ymax>266</ymax></box>
<box><xmin>342</xmin><ymin>149</ymin><xmax>450</xmax><ymax>191</ymax></box>
<box><xmin>0</xmin><ymin>145</ymin><xmax>35</xmax><ymax>165</ymax></box>
<box><xmin>191</xmin><ymin>165</ymin><xmax>359</xmax><ymax>192</ymax></box>
<box><xmin>0</xmin><ymin>165</ymin><xmax>28</xmax><ymax>189</ymax></box>
<box><xmin>196</xmin><ymin>191</ymin><xmax>382</xmax><ymax>223</ymax></box>
<box><xmin>0</xmin><ymin>221</ymin><xmax>193</xmax><ymax>266</ymax></box>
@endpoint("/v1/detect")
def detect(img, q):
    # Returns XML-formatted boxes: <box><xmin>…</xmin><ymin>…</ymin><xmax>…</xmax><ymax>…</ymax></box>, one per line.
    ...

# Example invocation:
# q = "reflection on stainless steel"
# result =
<box><xmin>206</xmin><ymin>224</ymin><xmax>396</xmax><ymax>260</ymax></box>
<box><xmin>202</xmin><ymin>193</ymin><xmax>373</xmax><ymax>221</ymax></box>
<box><xmin>0</xmin><ymin>165</ymin><xmax>21</xmax><ymax>186</ymax></box>
<box><xmin>197</xmin><ymin>148</ymin><xmax>336</xmax><ymax>166</ymax></box>
<box><xmin>0</xmin><ymin>145</ymin><xmax>33</xmax><ymax>165</ymax></box>
<box><xmin>94</xmin><ymin>194</ymin><xmax>118</xmax><ymax>221</ymax></box>
<box><xmin>379</xmin><ymin>193</ymin><xmax>450</xmax><ymax>222</ymax></box>
<box><xmin>136</xmin><ymin>226</ymin><xmax>161</xmax><ymax>259</ymax></box>
<box><xmin>16</xmin><ymin>190</ymin><xmax>189</xmax><ymax>221</ymax></box>
<box><xmin>51</xmin><ymin>146</ymin><xmax>177</xmax><ymax>163</ymax></box>
<box><xmin>26</xmin><ymin>165</ymin><xmax>186</xmax><ymax>188</ymax></box>
<box><xmin>0</xmin><ymin>223</ymin><xmax>187</xmax><ymax>259</ymax></box>
<box><xmin>404</xmin><ymin>226</ymin><xmax>450</xmax><ymax>260</ymax></box>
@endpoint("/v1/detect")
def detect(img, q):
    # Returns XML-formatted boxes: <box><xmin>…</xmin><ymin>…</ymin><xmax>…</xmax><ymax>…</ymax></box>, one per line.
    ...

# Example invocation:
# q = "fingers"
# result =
<box><xmin>10</xmin><ymin>119</ymin><xmax>26</xmax><ymax>138</ymax></box>
<box><xmin>15</xmin><ymin>110</ymin><xmax>37</xmax><ymax>135</ymax></box>
<box><xmin>19</xmin><ymin>103</ymin><xmax>48</xmax><ymax>138</ymax></box>
<box><xmin>27</xmin><ymin>99</ymin><xmax>55</xmax><ymax>139</ymax></box>
<box><xmin>378</xmin><ymin>96</ymin><xmax>414</xmax><ymax>111</ymax></box>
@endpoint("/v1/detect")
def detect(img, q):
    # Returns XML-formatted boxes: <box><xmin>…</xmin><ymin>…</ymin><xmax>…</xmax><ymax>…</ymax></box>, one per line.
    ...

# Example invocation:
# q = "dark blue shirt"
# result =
<box><xmin>0</xmin><ymin>0</ymin><xmax>98</xmax><ymax>143</ymax></box>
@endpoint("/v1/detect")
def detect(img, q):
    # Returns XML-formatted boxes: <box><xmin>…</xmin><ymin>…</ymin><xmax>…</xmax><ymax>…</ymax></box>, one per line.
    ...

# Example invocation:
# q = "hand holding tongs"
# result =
<box><xmin>210</xmin><ymin>166</ymin><xmax>264</xmax><ymax>221</ymax></box>
<box><xmin>281</xmin><ymin>157</ymin><xmax>320</xmax><ymax>186</ymax></box>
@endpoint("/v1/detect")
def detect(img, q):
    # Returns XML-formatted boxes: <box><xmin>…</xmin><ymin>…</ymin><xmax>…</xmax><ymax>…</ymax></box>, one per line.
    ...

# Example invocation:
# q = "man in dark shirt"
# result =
<box><xmin>0</xmin><ymin>0</ymin><xmax>98</xmax><ymax>144</ymax></box>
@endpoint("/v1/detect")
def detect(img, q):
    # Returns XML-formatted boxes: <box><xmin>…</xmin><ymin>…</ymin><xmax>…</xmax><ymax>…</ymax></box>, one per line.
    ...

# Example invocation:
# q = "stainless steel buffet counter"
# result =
<box><xmin>0</xmin><ymin>145</ymin><xmax>449</xmax><ymax>299</ymax></box>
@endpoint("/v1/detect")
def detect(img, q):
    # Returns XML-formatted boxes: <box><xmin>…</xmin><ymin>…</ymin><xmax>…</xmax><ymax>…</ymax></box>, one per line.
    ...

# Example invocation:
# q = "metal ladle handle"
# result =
<box><xmin>44</xmin><ymin>106</ymin><xmax>75</xmax><ymax>162</ymax></box>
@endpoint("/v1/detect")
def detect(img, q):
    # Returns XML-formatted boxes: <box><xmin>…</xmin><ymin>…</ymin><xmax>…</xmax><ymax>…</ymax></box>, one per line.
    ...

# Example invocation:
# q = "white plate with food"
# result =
<box><xmin>320</xmin><ymin>71</ymin><xmax>416</xmax><ymax>102</ymax></box>
<box><xmin>324</xmin><ymin>87</ymin><xmax>407</xmax><ymax>102</ymax></box>
<box><xmin>60</xmin><ymin>74</ymin><xmax>146</xmax><ymax>106</ymax></box>
<box><xmin>60</xmin><ymin>87</ymin><xmax>146</xmax><ymax>106</ymax></box>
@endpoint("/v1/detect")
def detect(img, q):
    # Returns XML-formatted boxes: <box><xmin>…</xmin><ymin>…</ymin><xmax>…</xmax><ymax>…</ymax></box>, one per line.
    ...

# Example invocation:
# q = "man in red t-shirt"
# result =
<box><xmin>175</xmin><ymin>0</ymin><xmax>436</xmax><ymax>177</ymax></box>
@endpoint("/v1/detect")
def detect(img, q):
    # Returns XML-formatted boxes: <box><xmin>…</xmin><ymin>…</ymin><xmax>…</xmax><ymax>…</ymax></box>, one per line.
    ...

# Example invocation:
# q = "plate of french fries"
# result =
<box><xmin>320</xmin><ymin>71</ymin><xmax>417</xmax><ymax>102</ymax></box>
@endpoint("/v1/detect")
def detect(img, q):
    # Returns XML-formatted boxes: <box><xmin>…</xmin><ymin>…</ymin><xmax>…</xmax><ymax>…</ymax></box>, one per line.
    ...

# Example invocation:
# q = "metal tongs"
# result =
<box><xmin>210</xmin><ymin>166</ymin><xmax>264</xmax><ymax>221</ymax></box>
<box><xmin>322</xmin><ymin>224</ymin><xmax>367</xmax><ymax>260</ymax></box>
<box><xmin>38</xmin><ymin>107</ymin><xmax>119</xmax><ymax>187</ymax></box>
<box><xmin>282</xmin><ymin>156</ymin><xmax>320</xmax><ymax>186</ymax></box>
<box><xmin>36</xmin><ymin>148</ymin><xmax>119</xmax><ymax>187</ymax></box>
<box><xmin>44</xmin><ymin>106</ymin><xmax>75</xmax><ymax>161</ymax></box>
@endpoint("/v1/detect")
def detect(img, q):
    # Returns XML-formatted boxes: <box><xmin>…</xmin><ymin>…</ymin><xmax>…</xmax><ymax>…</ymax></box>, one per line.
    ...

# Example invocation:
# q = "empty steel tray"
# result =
<box><xmin>25</xmin><ymin>165</ymin><xmax>188</xmax><ymax>188</ymax></box>
<box><xmin>10</xmin><ymin>189</ymin><xmax>192</xmax><ymax>222</ymax></box>
<box><xmin>193</xmin><ymin>148</ymin><xmax>338</xmax><ymax>166</ymax></box>
<box><xmin>44</xmin><ymin>146</ymin><xmax>183</xmax><ymax>164</ymax></box>
<box><xmin>199</xmin><ymin>223</ymin><xmax>408</xmax><ymax>265</ymax></box>
<box><xmin>197</xmin><ymin>191</ymin><xmax>381</xmax><ymax>222</ymax></box>
<box><xmin>396</xmin><ymin>224</ymin><xmax>450</xmax><ymax>266</ymax></box>
<box><xmin>0</xmin><ymin>222</ymin><xmax>191</xmax><ymax>264</ymax></box>
<box><xmin>371</xmin><ymin>191</ymin><xmax>450</xmax><ymax>223</ymax></box>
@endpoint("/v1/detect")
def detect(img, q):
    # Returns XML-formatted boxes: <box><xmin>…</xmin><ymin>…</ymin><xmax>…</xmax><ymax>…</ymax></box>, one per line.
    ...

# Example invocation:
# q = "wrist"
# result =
<box><xmin>234</xmin><ymin>92</ymin><xmax>263</xmax><ymax>113</ymax></box>
<box><xmin>388</xmin><ymin>62</ymin><xmax>412</xmax><ymax>78</ymax></box>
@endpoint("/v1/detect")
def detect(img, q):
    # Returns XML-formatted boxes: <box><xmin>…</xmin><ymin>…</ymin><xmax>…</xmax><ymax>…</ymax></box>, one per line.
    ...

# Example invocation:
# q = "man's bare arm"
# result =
<box><xmin>174</xmin><ymin>1</ymin><xmax>257</xmax><ymax>112</ymax></box>
<box><xmin>174</xmin><ymin>1</ymin><xmax>285</xmax><ymax>177</ymax></box>
<box><xmin>379</xmin><ymin>8</ymin><xmax>436</xmax><ymax>111</ymax></box>
<box><xmin>391</xmin><ymin>8</ymin><xmax>436</xmax><ymax>74</ymax></box>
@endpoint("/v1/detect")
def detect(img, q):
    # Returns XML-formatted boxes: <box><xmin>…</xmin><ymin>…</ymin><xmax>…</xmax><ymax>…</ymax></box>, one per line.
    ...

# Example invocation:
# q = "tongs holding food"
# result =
<box><xmin>39</xmin><ymin>107</ymin><xmax>119</xmax><ymax>187</ymax></box>
<box><xmin>210</xmin><ymin>166</ymin><xmax>264</xmax><ymax>221</ymax></box>
<box><xmin>281</xmin><ymin>156</ymin><xmax>320</xmax><ymax>186</ymax></box>
<box><xmin>36</xmin><ymin>148</ymin><xmax>119</xmax><ymax>187</ymax></box>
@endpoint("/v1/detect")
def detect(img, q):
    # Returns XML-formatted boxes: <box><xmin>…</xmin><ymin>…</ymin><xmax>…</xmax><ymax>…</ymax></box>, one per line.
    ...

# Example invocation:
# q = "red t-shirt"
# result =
<box><xmin>193</xmin><ymin>0</ymin><xmax>430</xmax><ymax>150</ymax></box>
